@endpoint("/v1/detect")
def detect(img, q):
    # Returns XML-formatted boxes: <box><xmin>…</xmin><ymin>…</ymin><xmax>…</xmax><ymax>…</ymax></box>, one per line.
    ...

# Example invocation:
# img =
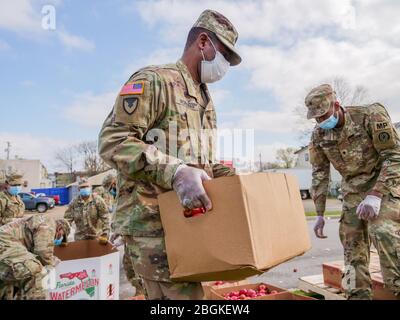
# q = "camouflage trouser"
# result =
<box><xmin>0</xmin><ymin>256</ymin><xmax>46</xmax><ymax>300</ymax></box>
<box><xmin>124</xmin><ymin>236</ymin><xmax>204</xmax><ymax>300</ymax></box>
<box><xmin>122</xmin><ymin>243</ymin><xmax>145</xmax><ymax>295</ymax></box>
<box><xmin>340</xmin><ymin>193</ymin><xmax>400</xmax><ymax>299</ymax></box>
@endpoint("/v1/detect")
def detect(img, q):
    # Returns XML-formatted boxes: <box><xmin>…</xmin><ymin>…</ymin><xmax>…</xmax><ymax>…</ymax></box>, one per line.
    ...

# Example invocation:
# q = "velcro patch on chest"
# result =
<box><xmin>120</xmin><ymin>81</ymin><xmax>144</xmax><ymax>96</ymax></box>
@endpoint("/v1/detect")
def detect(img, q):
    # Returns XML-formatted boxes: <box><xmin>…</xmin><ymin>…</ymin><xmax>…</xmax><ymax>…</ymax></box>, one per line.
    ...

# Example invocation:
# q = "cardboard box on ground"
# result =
<box><xmin>47</xmin><ymin>240</ymin><xmax>120</xmax><ymax>300</ymax></box>
<box><xmin>322</xmin><ymin>254</ymin><xmax>400</xmax><ymax>300</ymax></box>
<box><xmin>158</xmin><ymin>172</ymin><xmax>312</xmax><ymax>282</ymax></box>
<box><xmin>210</xmin><ymin>282</ymin><xmax>317</xmax><ymax>300</ymax></box>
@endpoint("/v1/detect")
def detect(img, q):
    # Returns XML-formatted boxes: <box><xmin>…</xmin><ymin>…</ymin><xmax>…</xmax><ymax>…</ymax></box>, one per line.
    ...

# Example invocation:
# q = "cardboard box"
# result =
<box><xmin>158</xmin><ymin>173</ymin><xmax>311</xmax><ymax>281</ymax></box>
<box><xmin>210</xmin><ymin>282</ymin><xmax>287</xmax><ymax>300</ymax></box>
<box><xmin>202</xmin><ymin>280</ymin><xmax>249</xmax><ymax>300</ymax></box>
<box><xmin>48</xmin><ymin>240</ymin><xmax>120</xmax><ymax>300</ymax></box>
<box><xmin>322</xmin><ymin>261</ymin><xmax>344</xmax><ymax>290</ymax></box>
<box><xmin>322</xmin><ymin>260</ymin><xmax>400</xmax><ymax>300</ymax></box>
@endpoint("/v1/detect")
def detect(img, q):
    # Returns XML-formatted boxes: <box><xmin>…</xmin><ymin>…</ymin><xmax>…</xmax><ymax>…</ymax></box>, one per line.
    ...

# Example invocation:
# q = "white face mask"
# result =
<box><xmin>200</xmin><ymin>38</ymin><xmax>230</xmax><ymax>84</ymax></box>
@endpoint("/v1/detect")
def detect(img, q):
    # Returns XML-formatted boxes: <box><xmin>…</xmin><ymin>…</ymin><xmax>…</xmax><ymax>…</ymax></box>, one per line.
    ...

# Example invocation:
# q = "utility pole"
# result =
<box><xmin>5</xmin><ymin>142</ymin><xmax>11</xmax><ymax>160</ymax></box>
<box><xmin>259</xmin><ymin>153</ymin><xmax>262</xmax><ymax>172</ymax></box>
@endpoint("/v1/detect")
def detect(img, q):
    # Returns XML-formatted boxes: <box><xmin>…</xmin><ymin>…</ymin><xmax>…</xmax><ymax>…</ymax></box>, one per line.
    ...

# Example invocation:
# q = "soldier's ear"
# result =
<box><xmin>198</xmin><ymin>33</ymin><xmax>208</xmax><ymax>50</ymax></box>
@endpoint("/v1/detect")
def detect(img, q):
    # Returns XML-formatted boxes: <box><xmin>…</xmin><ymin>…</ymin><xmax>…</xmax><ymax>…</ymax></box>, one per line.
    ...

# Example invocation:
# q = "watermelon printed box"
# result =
<box><xmin>48</xmin><ymin>240</ymin><xmax>120</xmax><ymax>300</ymax></box>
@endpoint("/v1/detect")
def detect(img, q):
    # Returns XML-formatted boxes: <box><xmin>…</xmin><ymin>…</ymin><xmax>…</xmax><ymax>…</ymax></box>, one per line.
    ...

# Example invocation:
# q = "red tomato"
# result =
<box><xmin>258</xmin><ymin>284</ymin><xmax>267</xmax><ymax>291</ymax></box>
<box><xmin>247</xmin><ymin>289</ymin><xmax>256</xmax><ymax>296</ymax></box>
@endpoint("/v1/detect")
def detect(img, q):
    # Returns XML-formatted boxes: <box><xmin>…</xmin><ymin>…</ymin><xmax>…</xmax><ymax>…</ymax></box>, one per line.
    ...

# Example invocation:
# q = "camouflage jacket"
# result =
<box><xmin>310</xmin><ymin>103</ymin><xmax>400</xmax><ymax>213</ymax></box>
<box><xmin>0</xmin><ymin>191</ymin><xmax>25</xmax><ymax>226</ymax></box>
<box><xmin>93</xmin><ymin>186</ymin><xmax>115</xmax><ymax>210</ymax></box>
<box><xmin>64</xmin><ymin>194</ymin><xmax>110</xmax><ymax>240</ymax></box>
<box><xmin>98</xmin><ymin>60</ymin><xmax>235</xmax><ymax>237</ymax></box>
<box><xmin>0</xmin><ymin>215</ymin><xmax>57</xmax><ymax>267</ymax></box>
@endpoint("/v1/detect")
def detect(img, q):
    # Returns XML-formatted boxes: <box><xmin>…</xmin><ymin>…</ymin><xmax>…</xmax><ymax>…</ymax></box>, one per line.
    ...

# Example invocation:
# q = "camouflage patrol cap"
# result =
<box><xmin>56</xmin><ymin>219</ymin><xmax>71</xmax><ymax>242</ymax></box>
<box><xmin>305</xmin><ymin>84</ymin><xmax>336</xmax><ymax>120</ymax></box>
<box><xmin>102</xmin><ymin>173</ymin><xmax>116</xmax><ymax>188</ymax></box>
<box><xmin>78</xmin><ymin>178</ymin><xmax>91</xmax><ymax>188</ymax></box>
<box><xmin>193</xmin><ymin>9</ymin><xmax>241</xmax><ymax>66</ymax></box>
<box><xmin>6</xmin><ymin>171</ymin><xmax>24</xmax><ymax>185</ymax></box>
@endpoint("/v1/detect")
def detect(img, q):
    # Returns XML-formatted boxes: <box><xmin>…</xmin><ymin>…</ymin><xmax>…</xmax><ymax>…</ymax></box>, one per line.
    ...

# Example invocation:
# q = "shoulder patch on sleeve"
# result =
<box><xmin>120</xmin><ymin>81</ymin><xmax>144</xmax><ymax>96</ymax></box>
<box><xmin>123</xmin><ymin>97</ymin><xmax>139</xmax><ymax>115</ymax></box>
<box><xmin>375</xmin><ymin>121</ymin><xmax>390</xmax><ymax>131</ymax></box>
<box><xmin>373</xmin><ymin>124</ymin><xmax>396</xmax><ymax>150</ymax></box>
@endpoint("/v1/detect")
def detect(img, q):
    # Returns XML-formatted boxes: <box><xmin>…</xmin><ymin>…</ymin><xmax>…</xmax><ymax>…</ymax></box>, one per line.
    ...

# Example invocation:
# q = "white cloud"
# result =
<box><xmin>57</xmin><ymin>30</ymin><xmax>95</xmax><ymax>52</ymax></box>
<box><xmin>0</xmin><ymin>0</ymin><xmax>40</xmax><ymax>33</ymax></box>
<box><xmin>124</xmin><ymin>47</ymin><xmax>182</xmax><ymax>78</ymax></box>
<box><xmin>0</xmin><ymin>131</ymin><xmax>73</xmax><ymax>172</ymax></box>
<box><xmin>63</xmin><ymin>91</ymin><xmax>117</xmax><ymax>128</ymax></box>
<box><xmin>237</xmin><ymin>111</ymin><xmax>297</xmax><ymax>133</ymax></box>
<box><xmin>135</xmin><ymin>0</ymin><xmax>356</xmax><ymax>43</ymax></box>
<box><xmin>241</xmin><ymin>37</ymin><xmax>400</xmax><ymax>115</ymax></box>
<box><xmin>0</xmin><ymin>0</ymin><xmax>96</xmax><ymax>52</ymax></box>
<box><xmin>209</xmin><ymin>88</ymin><xmax>231</xmax><ymax>107</ymax></box>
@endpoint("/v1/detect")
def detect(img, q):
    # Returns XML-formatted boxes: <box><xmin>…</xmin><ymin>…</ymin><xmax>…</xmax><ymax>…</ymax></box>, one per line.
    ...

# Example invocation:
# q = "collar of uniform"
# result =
<box><xmin>176</xmin><ymin>59</ymin><xmax>202</xmax><ymax>101</ymax></box>
<box><xmin>78</xmin><ymin>194</ymin><xmax>93</xmax><ymax>203</ymax></box>
<box><xmin>338</xmin><ymin>108</ymin><xmax>358</xmax><ymax>141</ymax></box>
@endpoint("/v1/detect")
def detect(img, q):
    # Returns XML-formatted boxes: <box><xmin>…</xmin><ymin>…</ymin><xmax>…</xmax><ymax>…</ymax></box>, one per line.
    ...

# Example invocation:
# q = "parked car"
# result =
<box><xmin>19</xmin><ymin>192</ymin><xmax>55</xmax><ymax>213</ymax></box>
<box><xmin>35</xmin><ymin>193</ymin><xmax>60</xmax><ymax>205</ymax></box>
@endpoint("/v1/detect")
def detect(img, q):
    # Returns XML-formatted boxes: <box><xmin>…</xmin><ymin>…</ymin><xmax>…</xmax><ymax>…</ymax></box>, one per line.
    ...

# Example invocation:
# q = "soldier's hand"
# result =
<box><xmin>172</xmin><ymin>165</ymin><xmax>212</xmax><ymax>211</ymax></box>
<box><xmin>314</xmin><ymin>216</ymin><xmax>327</xmax><ymax>239</ymax></box>
<box><xmin>357</xmin><ymin>195</ymin><xmax>381</xmax><ymax>220</ymax></box>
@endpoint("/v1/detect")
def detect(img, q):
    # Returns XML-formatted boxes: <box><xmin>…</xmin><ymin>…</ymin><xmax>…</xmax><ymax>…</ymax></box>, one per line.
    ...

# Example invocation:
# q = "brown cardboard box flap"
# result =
<box><xmin>54</xmin><ymin>240</ymin><xmax>118</xmax><ymax>261</ymax></box>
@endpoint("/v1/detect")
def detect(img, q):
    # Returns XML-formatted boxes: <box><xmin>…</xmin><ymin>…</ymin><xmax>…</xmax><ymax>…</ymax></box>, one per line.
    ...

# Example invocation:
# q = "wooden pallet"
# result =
<box><xmin>298</xmin><ymin>274</ymin><xmax>346</xmax><ymax>300</ymax></box>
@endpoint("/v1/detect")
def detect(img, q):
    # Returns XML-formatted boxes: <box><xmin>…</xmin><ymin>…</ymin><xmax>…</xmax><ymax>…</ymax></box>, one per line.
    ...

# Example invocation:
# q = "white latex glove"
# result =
<box><xmin>172</xmin><ymin>164</ymin><xmax>212</xmax><ymax>210</ymax></box>
<box><xmin>314</xmin><ymin>216</ymin><xmax>327</xmax><ymax>239</ymax></box>
<box><xmin>357</xmin><ymin>195</ymin><xmax>381</xmax><ymax>220</ymax></box>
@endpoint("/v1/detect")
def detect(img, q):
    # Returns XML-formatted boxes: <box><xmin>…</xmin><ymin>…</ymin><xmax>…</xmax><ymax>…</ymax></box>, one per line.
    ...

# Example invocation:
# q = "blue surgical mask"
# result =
<box><xmin>9</xmin><ymin>186</ymin><xmax>21</xmax><ymax>196</ymax></box>
<box><xmin>80</xmin><ymin>187</ymin><xmax>92</xmax><ymax>197</ymax></box>
<box><xmin>318</xmin><ymin>111</ymin><xmax>339</xmax><ymax>130</ymax></box>
<box><xmin>54</xmin><ymin>238</ymin><xmax>63</xmax><ymax>246</ymax></box>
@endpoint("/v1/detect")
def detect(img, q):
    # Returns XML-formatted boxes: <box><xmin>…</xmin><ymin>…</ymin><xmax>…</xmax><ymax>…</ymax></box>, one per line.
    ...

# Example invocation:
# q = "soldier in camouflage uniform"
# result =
<box><xmin>306</xmin><ymin>84</ymin><xmax>400</xmax><ymax>299</ymax></box>
<box><xmin>0</xmin><ymin>171</ymin><xmax>6</xmax><ymax>192</ymax></box>
<box><xmin>64</xmin><ymin>179</ymin><xmax>110</xmax><ymax>241</ymax></box>
<box><xmin>93</xmin><ymin>173</ymin><xmax>117</xmax><ymax>213</ymax></box>
<box><xmin>0</xmin><ymin>172</ymin><xmax>25</xmax><ymax>226</ymax></box>
<box><xmin>0</xmin><ymin>215</ymin><xmax>70</xmax><ymax>300</ymax></box>
<box><xmin>98</xmin><ymin>9</ymin><xmax>240</xmax><ymax>299</ymax></box>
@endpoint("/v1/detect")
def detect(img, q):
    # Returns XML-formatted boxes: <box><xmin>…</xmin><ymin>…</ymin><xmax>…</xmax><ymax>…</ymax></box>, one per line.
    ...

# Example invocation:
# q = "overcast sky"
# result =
<box><xmin>1</xmin><ymin>0</ymin><xmax>400</xmax><ymax>172</ymax></box>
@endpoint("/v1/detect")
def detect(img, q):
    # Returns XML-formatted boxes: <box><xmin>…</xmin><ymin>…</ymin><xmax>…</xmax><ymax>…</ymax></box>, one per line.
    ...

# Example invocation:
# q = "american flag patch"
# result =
<box><xmin>120</xmin><ymin>81</ymin><xmax>144</xmax><ymax>96</ymax></box>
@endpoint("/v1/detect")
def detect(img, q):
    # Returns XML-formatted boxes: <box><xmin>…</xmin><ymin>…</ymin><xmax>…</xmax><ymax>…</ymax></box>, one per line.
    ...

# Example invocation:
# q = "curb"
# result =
<box><xmin>306</xmin><ymin>216</ymin><xmax>341</xmax><ymax>221</ymax></box>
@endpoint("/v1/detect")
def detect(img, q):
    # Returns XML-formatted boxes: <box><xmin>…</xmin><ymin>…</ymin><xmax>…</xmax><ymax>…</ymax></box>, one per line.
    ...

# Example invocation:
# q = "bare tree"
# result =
<box><xmin>55</xmin><ymin>146</ymin><xmax>77</xmax><ymax>175</ymax></box>
<box><xmin>276</xmin><ymin>148</ymin><xmax>297</xmax><ymax>169</ymax></box>
<box><xmin>294</xmin><ymin>77</ymin><xmax>369</xmax><ymax>144</ymax></box>
<box><xmin>76</xmin><ymin>141</ymin><xmax>109</xmax><ymax>176</ymax></box>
